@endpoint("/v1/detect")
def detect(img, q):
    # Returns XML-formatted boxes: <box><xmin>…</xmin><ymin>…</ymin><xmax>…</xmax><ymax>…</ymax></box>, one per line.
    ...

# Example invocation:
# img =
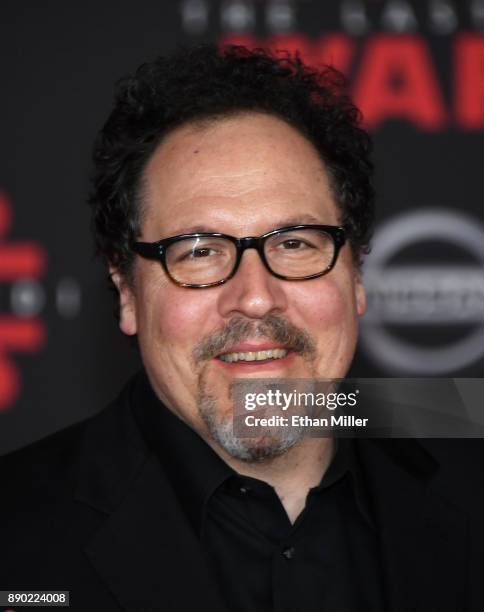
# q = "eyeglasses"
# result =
<box><xmin>133</xmin><ymin>224</ymin><xmax>346</xmax><ymax>288</ymax></box>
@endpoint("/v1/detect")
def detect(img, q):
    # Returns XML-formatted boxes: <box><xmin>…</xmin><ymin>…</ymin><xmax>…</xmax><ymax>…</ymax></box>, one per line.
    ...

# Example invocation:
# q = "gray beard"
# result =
<box><xmin>197</xmin><ymin>378</ymin><xmax>305</xmax><ymax>463</ymax></box>
<box><xmin>192</xmin><ymin>315</ymin><xmax>317</xmax><ymax>462</ymax></box>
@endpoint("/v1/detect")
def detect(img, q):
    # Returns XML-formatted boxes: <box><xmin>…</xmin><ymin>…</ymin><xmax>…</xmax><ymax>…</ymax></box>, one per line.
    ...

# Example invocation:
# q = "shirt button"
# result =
<box><xmin>239</xmin><ymin>485</ymin><xmax>250</xmax><ymax>494</ymax></box>
<box><xmin>282</xmin><ymin>546</ymin><xmax>296</xmax><ymax>560</ymax></box>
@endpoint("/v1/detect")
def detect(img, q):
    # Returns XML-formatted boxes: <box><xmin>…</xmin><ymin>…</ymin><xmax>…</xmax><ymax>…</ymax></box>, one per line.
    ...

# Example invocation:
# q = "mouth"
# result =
<box><xmin>218</xmin><ymin>348</ymin><xmax>289</xmax><ymax>363</ymax></box>
<box><xmin>214</xmin><ymin>343</ymin><xmax>295</xmax><ymax>369</ymax></box>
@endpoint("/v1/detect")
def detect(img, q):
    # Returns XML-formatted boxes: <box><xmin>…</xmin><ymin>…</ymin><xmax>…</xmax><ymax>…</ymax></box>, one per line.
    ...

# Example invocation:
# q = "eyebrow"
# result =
<box><xmin>168</xmin><ymin>214</ymin><xmax>328</xmax><ymax>236</ymax></box>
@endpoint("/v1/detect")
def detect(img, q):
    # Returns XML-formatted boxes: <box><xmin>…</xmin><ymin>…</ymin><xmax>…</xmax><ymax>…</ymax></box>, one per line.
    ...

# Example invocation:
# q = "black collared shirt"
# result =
<box><xmin>132</xmin><ymin>371</ymin><xmax>386</xmax><ymax>612</ymax></box>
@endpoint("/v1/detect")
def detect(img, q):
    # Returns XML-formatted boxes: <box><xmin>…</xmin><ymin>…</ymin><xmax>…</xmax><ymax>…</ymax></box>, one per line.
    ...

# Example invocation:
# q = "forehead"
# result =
<box><xmin>141</xmin><ymin>112</ymin><xmax>339</xmax><ymax>237</ymax></box>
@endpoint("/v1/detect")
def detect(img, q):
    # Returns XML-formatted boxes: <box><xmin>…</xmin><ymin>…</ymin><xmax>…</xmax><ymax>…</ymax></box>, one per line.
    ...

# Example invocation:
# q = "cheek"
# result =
<box><xmin>292</xmin><ymin>276</ymin><xmax>354</xmax><ymax>330</ymax></box>
<box><xmin>294</xmin><ymin>278</ymin><xmax>358</xmax><ymax>378</ymax></box>
<box><xmin>138</xmin><ymin>282</ymin><xmax>219</xmax><ymax>359</ymax></box>
<box><xmin>159</xmin><ymin>300</ymin><xmax>210</xmax><ymax>345</ymax></box>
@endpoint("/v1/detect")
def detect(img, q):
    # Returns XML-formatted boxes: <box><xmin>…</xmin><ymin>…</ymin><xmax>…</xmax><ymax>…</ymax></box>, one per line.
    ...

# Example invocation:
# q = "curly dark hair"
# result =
<box><xmin>89</xmin><ymin>43</ymin><xmax>374</xmax><ymax>289</ymax></box>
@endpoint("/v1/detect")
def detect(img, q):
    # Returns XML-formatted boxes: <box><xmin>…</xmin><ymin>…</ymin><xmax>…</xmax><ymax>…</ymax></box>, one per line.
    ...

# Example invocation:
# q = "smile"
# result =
<box><xmin>218</xmin><ymin>348</ymin><xmax>289</xmax><ymax>363</ymax></box>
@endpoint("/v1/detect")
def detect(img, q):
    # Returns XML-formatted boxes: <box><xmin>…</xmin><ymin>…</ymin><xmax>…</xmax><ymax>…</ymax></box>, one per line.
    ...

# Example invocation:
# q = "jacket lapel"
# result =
<box><xmin>357</xmin><ymin>439</ymin><xmax>469</xmax><ymax>612</ymax></box>
<box><xmin>75</xmin><ymin>390</ymin><xmax>225</xmax><ymax>612</ymax></box>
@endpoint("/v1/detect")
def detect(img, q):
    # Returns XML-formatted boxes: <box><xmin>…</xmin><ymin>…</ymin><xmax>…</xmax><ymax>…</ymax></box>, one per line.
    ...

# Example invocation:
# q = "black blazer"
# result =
<box><xmin>2</xmin><ymin>371</ymin><xmax>484</xmax><ymax>611</ymax></box>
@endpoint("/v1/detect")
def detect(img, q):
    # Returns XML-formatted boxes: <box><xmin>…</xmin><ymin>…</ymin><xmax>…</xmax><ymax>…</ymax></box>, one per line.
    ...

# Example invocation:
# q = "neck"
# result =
<box><xmin>212</xmin><ymin>437</ymin><xmax>335</xmax><ymax>524</ymax></box>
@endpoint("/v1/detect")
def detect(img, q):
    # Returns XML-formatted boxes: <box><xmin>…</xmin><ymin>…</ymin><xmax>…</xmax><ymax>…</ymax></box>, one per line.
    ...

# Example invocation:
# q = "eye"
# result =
<box><xmin>179</xmin><ymin>246</ymin><xmax>220</xmax><ymax>261</ymax></box>
<box><xmin>280</xmin><ymin>239</ymin><xmax>311</xmax><ymax>250</ymax></box>
<box><xmin>191</xmin><ymin>247</ymin><xmax>215</xmax><ymax>258</ymax></box>
<box><xmin>274</xmin><ymin>237</ymin><xmax>318</xmax><ymax>252</ymax></box>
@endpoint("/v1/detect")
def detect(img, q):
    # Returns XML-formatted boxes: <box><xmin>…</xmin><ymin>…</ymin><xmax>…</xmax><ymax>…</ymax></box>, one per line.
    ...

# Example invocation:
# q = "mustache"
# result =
<box><xmin>192</xmin><ymin>314</ymin><xmax>317</xmax><ymax>362</ymax></box>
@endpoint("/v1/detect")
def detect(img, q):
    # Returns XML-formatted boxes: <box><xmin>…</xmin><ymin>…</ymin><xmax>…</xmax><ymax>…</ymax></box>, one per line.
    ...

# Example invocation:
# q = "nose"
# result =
<box><xmin>217</xmin><ymin>248</ymin><xmax>288</xmax><ymax>319</ymax></box>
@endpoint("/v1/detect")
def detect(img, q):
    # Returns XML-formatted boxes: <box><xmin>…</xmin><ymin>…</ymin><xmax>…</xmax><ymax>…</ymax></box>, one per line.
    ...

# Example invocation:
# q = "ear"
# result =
<box><xmin>109</xmin><ymin>266</ymin><xmax>138</xmax><ymax>336</ymax></box>
<box><xmin>354</xmin><ymin>271</ymin><xmax>367</xmax><ymax>317</ymax></box>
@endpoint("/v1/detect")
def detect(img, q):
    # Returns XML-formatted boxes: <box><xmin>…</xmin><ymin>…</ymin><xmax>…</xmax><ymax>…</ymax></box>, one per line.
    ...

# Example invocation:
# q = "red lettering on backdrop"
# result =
<box><xmin>313</xmin><ymin>34</ymin><xmax>354</xmax><ymax>75</ymax></box>
<box><xmin>0</xmin><ymin>192</ymin><xmax>46</xmax><ymax>280</ymax></box>
<box><xmin>221</xmin><ymin>34</ymin><xmax>484</xmax><ymax>131</ymax></box>
<box><xmin>455</xmin><ymin>34</ymin><xmax>484</xmax><ymax>129</ymax></box>
<box><xmin>352</xmin><ymin>35</ymin><xmax>447</xmax><ymax>130</ymax></box>
<box><xmin>0</xmin><ymin>192</ymin><xmax>46</xmax><ymax>410</ymax></box>
<box><xmin>0</xmin><ymin>316</ymin><xmax>44</xmax><ymax>410</ymax></box>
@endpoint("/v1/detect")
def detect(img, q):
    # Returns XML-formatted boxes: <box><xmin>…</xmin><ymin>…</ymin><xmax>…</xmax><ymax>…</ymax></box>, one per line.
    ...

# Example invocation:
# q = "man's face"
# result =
<box><xmin>114</xmin><ymin>113</ymin><xmax>366</xmax><ymax>460</ymax></box>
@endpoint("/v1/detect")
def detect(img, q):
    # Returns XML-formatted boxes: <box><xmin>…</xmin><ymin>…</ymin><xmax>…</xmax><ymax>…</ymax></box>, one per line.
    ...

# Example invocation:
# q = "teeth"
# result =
<box><xmin>219</xmin><ymin>348</ymin><xmax>288</xmax><ymax>363</ymax></box>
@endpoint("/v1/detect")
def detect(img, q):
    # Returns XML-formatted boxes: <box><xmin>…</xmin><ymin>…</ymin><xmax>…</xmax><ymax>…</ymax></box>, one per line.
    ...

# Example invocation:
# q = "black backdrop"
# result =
<box><xmin>1</xmin><ymin>0</ymin><xmax>483</xmax><ymax>455</ymax></box>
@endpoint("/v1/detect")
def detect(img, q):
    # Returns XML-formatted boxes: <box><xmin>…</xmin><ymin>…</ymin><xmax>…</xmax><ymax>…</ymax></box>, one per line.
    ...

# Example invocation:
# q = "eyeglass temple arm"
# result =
<box><xmin>133</xmin><ymin>242</ymin><xmax>163</xmax><ymax>259</ymax></box>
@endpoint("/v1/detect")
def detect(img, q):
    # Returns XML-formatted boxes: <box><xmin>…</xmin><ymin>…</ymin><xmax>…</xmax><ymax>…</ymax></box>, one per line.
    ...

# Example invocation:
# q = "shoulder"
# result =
<box><xmin>359</xmin><ymin>437</ymin><xmax>484</xmax><ymax>509</ymax></box>
<box><xmin>0</xmin><ymin>372</ymin><xmax>158</xmax><ymax>592</ymax></box>
<box><xmin>420</xmin><ymin>438</ymin><xmax>484</xmax><ymax>504</ymax></box>
<box><xmin>1</xmin><ymin>417</ymin><xmax>92</xmax><ymax>502</ymax></box>
<box><xmin>0</xmin><ymin>373</ymin><xmax>141</xmax><ymax>514</ymax></box>
<box><xmin>0</xmin><ymin>415</ymin><xmax>101</xmax><ymax>587</ymax></box>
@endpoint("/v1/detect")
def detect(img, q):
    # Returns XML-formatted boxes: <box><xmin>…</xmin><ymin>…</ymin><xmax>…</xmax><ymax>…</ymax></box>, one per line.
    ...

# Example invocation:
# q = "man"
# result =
<box><xmin>1</xmin><ymin>44</ymin><xmax>483</xmax><ymax>611</ymax></box>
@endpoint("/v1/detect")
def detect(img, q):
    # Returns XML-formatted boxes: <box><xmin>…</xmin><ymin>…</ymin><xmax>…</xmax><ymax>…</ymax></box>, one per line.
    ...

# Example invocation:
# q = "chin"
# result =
<box><xmin>210</xmin><ymin>428</ymin><xmax>305</xmax><ymax>464</ymax></box>
<box><xmin>197</xmin><ymin>377</ymin><xmax>305</xmax><ymax>463</ymax></box>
